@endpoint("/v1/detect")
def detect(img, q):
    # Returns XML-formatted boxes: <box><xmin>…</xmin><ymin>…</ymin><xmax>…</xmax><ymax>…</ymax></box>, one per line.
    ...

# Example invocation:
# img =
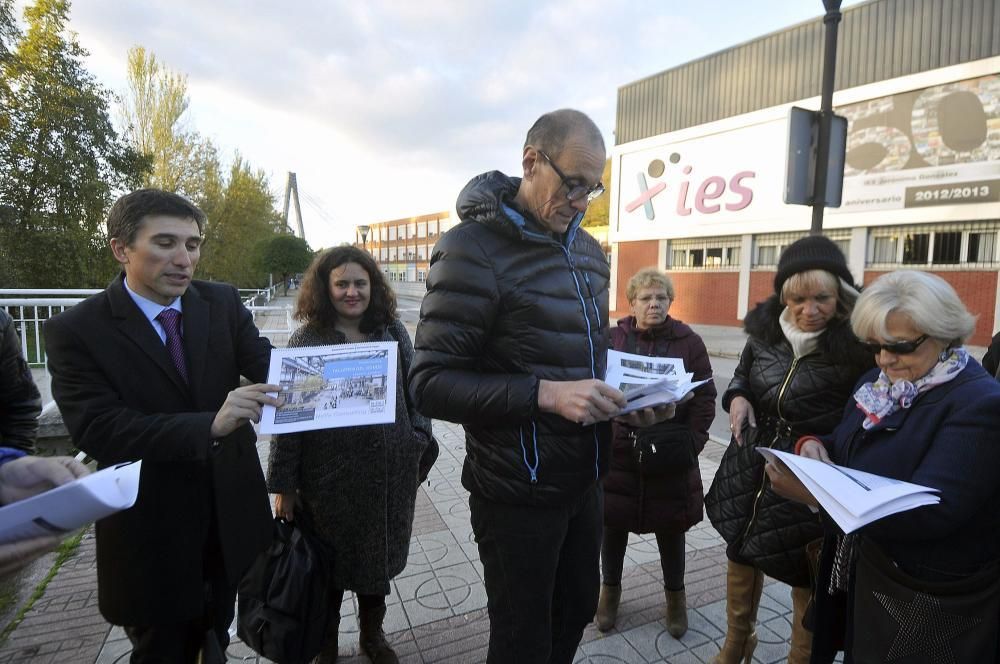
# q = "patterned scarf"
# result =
<box><xmin>853</xmin><ymin>347</ymin><xmax>968</xmax><ymax>430</ymax></box>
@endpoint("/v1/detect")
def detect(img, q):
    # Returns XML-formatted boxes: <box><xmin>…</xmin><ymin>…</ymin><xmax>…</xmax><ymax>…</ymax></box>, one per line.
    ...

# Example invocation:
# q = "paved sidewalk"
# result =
<box><xmin>0</xmin><ymin>298</ymin><xmax>874</xmax><ymax>663</ymax></box>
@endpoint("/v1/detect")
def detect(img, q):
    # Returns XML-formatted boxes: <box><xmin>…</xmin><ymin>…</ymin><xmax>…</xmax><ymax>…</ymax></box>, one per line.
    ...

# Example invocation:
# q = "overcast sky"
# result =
<box><xmin>26</xmin><ymin>0</ymin><xmax>863</xmax><ymax>248</ymax></box>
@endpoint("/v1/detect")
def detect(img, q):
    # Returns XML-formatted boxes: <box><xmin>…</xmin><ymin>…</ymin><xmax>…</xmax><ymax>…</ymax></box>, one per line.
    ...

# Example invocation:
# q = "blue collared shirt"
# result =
<box><xmin>123</xmin><ymin>278</ymin><xmax>182</xmax><ymax>345</ymax></box>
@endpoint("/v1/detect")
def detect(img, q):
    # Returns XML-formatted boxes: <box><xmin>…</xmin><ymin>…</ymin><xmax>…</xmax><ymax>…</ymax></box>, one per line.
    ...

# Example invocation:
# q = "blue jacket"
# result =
<box><xmin>826</xmin><ymin>360</ymin><xmax>1000</xmax><ymax>581</ymax></box>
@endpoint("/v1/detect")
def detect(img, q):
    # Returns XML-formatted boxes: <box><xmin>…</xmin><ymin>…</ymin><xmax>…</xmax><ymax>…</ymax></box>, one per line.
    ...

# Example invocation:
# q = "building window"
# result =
<box><xmin>669</xmin><ymin>236</ymin><xmax>742</xmax><ymax>270</ymax></box>
<box><xmin>379</xmin><ymin>226</ymin><xmax>387</xmax><ymax>241</ymax></box>
<box><xmin>408</xmin><ymin>223</ymin><xmax>416</xmax><ymax>239</ymax></box>
<box><xmin>389</xmin><ymin>246</ymin><xmax>397</xmax><ymax>260</ymax></box>
<box><xmin>417</xmin><ymin>244</ymin><xmax>427</xmax><ymax>260</ymax></box>
<box><xmin>428</xmin><ymin>221</ymin><xmax>437</xmax><ymax>237</ymax></box>
<box><xmin>868</xmin><ymin>223</ymin><xmax>1000</xmax><ymax>267</ymax></box>
<box><xmin>968</xmin><ymin>232</ymin><xmax>996</xmax><ymax>264</ymax></box>
<box><xmin>388</xmin><ymin>226</ymin><xmax>397</xmax><ymax>241</ymax></box>
<box><xmin>932</xmin><ymin>232</ymin><xmax>962</xmax><ymax>264</ymax></box>
<box><xmin>417</xmin><ymin>222</ymin><xmax>427</xmax><ymax>238</ymax></box>
<box><xmin>902</xmin><ymin>233</ymin><xmax>929</xmax><ymax>264</ymax></box>
<box><xmin>757</xmin><ymin>245</ymin><xmax>778</xmax><ymax>266</ymax></box>
<box><xmin>380</xmin><ymin>247</ymin><xmax>388</xmax><ymax>261</ymax></box>
<box><xmin>418</xmin><ymin>271</ymin><xmax>426</xmax><ymax>282</ymax></box>
<box><xmin>871</xmin><ymin>236</ymin><xmax>897</xmax><ymax>263</ymax></box>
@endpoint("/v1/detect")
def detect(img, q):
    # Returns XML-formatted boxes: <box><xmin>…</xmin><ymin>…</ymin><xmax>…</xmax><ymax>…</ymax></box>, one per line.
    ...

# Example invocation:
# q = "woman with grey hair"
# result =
<box><xmin>769</xmin><ymin>270</ymin><xmax>1000</xmax><ymax>663</ymax></box>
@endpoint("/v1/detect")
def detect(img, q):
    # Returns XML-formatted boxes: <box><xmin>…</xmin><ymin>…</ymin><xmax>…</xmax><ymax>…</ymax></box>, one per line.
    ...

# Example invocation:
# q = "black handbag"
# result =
<box><xmin>237</xmin><ymin>517</ymin><xmax>331</xmax><ymax>664</ymax></box>
<box><xmin>851</xmin><ymin>537</ymin><xmax>1000</xmax><ymax>663</ymax></box>
<box><xmin>628</xmin><ymin>421</ymin><xmax>698</xmax><ymax>476</ymax></box>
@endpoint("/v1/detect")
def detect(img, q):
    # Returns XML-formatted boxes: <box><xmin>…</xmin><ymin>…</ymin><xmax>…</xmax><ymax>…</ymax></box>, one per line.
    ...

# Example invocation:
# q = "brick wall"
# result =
<box><xmin>614</xmin><ymin>240</ymin><xmax>660</xmax><ymax>314</ymax></box>
<box><xmin>864</xmin><ymin>270</ymin><xmax>997</xmax><ymax>346</ymax></box>
<box><xmin>748</xmin><ymin>270</ymin><xmax>777</xmax><ymax>311</ymax></box>
<box><xmin>666</xmin><ymin>272</ymin><xmax>741</xmax><ymax>326</ymax></box>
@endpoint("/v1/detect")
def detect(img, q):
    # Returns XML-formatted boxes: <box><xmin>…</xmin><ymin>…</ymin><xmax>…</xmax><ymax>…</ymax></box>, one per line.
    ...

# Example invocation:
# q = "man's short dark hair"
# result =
<box><xmin>106</xmin><ymin>189</ymin><xmax>207</xmax><ymax>246</ymax></box>
<box><xmin>524</xmin><ymin>109</ymin><xmax>605</xmax><ymax>159</ymax></box>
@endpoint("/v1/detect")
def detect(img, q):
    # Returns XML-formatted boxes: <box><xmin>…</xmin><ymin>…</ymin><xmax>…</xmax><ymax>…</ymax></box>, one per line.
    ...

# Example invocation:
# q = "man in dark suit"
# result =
<box><xmin>45</xmin><ymin>189</ymin><xmax>281</xmax><ymax>662</ymax></box>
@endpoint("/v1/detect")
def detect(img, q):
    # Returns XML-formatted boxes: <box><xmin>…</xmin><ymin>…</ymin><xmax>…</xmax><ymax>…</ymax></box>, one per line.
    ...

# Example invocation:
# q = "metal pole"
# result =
<box><xmin>810</xmin><ymin>0</ymin><xmax>842</xmax><ymax>235</ymax></box>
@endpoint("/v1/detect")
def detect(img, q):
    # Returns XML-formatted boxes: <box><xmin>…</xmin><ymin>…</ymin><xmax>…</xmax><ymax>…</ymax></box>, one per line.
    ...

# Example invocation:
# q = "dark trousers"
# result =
<box><xmin>470</xmin><ymin>483</ymin><xmax>603</xmax><ymax>664</ymax></box>
<box><xmin>124</xmin><ymin>575</ymin><xmax>235</xmax><ymax>664</ymax></box>
<box><xmin>601</xmin><ymin>527</ymin><xmax>686</xmax><ymax>590</ymax></box>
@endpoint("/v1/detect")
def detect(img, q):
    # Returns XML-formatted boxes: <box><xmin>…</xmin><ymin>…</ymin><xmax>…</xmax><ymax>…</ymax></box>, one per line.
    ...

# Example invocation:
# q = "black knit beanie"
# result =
<box><xmin>774</xmin><ymin>235</ymin><xmax>853</xmax><ymax>295</ymax></box>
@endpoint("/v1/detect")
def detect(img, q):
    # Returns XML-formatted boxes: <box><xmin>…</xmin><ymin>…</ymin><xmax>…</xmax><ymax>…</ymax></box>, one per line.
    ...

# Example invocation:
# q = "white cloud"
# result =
<box><xmin>11</xmin><ymin>0</ymin><xmax>866</xmax><ymax>248</ymax></box>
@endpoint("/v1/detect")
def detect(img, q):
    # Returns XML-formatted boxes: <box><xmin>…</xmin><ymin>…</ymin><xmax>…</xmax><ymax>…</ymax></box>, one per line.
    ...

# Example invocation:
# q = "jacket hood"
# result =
<box><xmin>616</xmin><ymin>315</ymin><xmax>694</xmax><ymax>341</ymax></box>
<box><xmin>456</xmin><ymin>171</ymin><xmax>585</xmax><ymax>246</ymax></box>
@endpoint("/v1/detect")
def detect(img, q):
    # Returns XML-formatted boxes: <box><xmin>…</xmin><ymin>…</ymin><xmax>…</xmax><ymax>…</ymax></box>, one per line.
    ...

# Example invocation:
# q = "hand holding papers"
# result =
<box><xmin>0</xmin><ymin>460</ymin><xmax>141</xmax><ymax>544</ymax></box>
<box><xmin>758</xmin><ymin>448</ymin><xmax>940</xmax><ymax>534</ymax></box>
<box><xmin>261</xmin><ymin>342</ymin><xmax>398</xmax><ymax>434</ymax></box>
<box><xmin>605</xmin><ymin>350</ymin><xmax>712</xmax><ymax>415</ymax></box>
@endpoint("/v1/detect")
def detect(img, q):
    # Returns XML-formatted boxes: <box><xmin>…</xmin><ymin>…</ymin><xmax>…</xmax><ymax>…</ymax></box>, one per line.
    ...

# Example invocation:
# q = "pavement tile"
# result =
<box><xmin>4</xmin><ymin>412</ymin><xmax>813</xmax><ymax>663</ymax></box>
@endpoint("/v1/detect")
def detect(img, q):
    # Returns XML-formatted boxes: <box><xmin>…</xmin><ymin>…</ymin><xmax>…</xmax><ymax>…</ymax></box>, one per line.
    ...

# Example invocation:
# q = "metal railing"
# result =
<box><xmin>1</xmin><ymin>286</ymin><xmax>293</xmax><ymax>366</ymax></box>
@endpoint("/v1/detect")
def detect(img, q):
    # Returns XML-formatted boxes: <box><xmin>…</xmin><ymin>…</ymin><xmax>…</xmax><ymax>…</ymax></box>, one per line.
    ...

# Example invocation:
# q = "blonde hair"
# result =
<box><xmin>781</xmin><ymin>269</ymin><xmax>859</xmax><ymax>321</ymax></box>
<box><xmin>626</xmin><ymin>267</ymin><xmax>675</xmax><ymax>302</ymax></box>
<box><xmin>851</xmin><ymin>270</ymin><xmax>976</xmax><ymax>345</ymax></box>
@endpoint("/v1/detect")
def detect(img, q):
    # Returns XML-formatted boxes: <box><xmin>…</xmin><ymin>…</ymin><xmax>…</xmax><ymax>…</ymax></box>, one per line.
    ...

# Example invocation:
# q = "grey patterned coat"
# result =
<box><xmin>266</xmin><ymin>318</ymin><xmax>432</xmax><ymax>595</ymax></box>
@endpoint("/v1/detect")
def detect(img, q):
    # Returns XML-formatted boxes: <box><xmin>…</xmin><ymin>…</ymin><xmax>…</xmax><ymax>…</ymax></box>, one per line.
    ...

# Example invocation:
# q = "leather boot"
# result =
<box><xmin>711</xmin><ymin>560</ymin><xmax>764</xmax><ymax>664</ymax></box>
<box><xmin>665</xmin><ymin>587</ymin><xmax>688</xmax><ymax>638</ymax></box>
<box><xmin>787</xmin><ymin>586</ymin><xmax>813</xmax><ymax>664</ymax></box>
<box><xmin>313</xmin><ymin>590</ymin><xmax>343</xmax><ymax>664</ymax></box>
<box><xmin>359</xmin><ymin>600</ymin><xmax>398</xmax><ymax>664</ymax></box>
<box><xmin>595</xmin><ymin>583</ymin><xmax>622</xmax><ymax>632</ymax></box>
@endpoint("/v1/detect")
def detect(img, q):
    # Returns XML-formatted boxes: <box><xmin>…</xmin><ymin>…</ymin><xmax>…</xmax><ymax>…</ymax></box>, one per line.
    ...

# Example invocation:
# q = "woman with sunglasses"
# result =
<box><xmin>705</xmin><ymin>235</ymin><xmax>872</xmax><ymax>664</ymax></box>
<box><xmin>769</xmin><ymin>270</ymin><xmax>1000</xmax><ymax>663</ymax></box>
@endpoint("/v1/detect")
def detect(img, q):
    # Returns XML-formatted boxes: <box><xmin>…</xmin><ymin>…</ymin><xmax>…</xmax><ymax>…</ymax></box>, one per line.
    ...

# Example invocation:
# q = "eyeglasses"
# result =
<box><xmin>537</xmin><ymin>150</ymin><xmax>605</xmax><ymax>203</ymax></box>
<box><xmin>860</xmin><ymin>334</ymin><xmax>929</xmax><ymax>355</ymax></box>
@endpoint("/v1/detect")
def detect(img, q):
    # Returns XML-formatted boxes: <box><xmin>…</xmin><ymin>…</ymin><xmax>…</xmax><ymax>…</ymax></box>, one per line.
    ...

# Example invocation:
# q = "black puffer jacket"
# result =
<box><xmin>0</xmin><ymin>308</ymin><xmax>41</xmax><ymax>452</ymax></box>
<box><xmin>410</xmin><ymin>171</ymin><xmax>611</xmax><ymax>507</ymax></box>
<box><xmin>705</xmin><ymin>295</ymin><xmax>872</xmax><ymax>587</ymax></box>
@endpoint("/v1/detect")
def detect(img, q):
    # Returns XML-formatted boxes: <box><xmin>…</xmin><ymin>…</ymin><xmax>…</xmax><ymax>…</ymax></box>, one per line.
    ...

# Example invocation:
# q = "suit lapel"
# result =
<box><xmin>181</xmin><ymin>283</ymin><xmax>210</xmax><ymax>401</ymax></box>
<box><xmin>106</xmin><ymin>274</ymin><xmax>190</xmax><ymax>396</ymax></box>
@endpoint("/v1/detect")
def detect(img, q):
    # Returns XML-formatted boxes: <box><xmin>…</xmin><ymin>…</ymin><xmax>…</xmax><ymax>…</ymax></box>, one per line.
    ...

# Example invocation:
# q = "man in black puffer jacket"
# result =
<box><xmin>412</xmin><ymin>109</ymin><xmax>674</xmax><ymax>663</ymax></box>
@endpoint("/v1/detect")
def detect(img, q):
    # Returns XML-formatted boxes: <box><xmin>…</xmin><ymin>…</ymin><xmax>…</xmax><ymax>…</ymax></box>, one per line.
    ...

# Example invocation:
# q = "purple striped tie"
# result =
<box><xmin>156</xmin><ymin>308</ymin><xmax>189</xmax><ymax>384</ymax></box>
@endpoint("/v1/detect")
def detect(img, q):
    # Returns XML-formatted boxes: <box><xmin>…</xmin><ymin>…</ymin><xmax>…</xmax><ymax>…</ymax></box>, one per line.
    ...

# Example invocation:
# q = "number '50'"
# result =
<box><xmin>843</xmin><ymin>75</ymin><xmax>1000</xmax><ymax>177</ymax></box>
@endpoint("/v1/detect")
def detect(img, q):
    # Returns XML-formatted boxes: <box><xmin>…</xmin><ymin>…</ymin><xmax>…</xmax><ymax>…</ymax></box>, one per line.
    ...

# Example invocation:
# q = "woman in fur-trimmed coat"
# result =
<box><xmin>267</xmin><ymin>246</ymin><xmax>432</xmax><ymax>664</ymax></box>
<box><xmin>704</xmin><ymin>236</ymin><xmax>872</xmax><ymax>664</ymax></box>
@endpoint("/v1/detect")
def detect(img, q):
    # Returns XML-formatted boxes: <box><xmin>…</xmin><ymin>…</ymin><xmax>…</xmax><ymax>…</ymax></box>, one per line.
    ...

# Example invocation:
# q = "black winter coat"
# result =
<box><xmin>603</xmin><ymin>316</ymin><xmax>716</xmax><ymax>533</ymax></box>
<box><xmin>410</xmin><ymin>171</ymin><xmax>611</xmax><ymax>507</ymax></box>
<box><xmin>0</xmin><ymin>309</ymin><xmax>40</xmax><ymax>452</ymax></box>
<box><xmin>706</xmin><ymin>295</ymin><xmax>872</xmax><ymax>587</ymax></box>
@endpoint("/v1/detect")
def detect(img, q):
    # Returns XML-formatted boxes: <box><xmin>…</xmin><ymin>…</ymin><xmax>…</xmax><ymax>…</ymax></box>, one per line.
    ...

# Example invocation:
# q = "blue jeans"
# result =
<box><xmin>470</xmin><ymin>483</ymin><xmax>603</xmax><ymax>664</ymax></box>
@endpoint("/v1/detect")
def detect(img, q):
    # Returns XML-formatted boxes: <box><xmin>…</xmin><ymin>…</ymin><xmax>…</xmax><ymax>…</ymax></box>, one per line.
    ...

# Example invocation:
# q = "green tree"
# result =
<box><xmin>198</xmin><ymin>155</ymin><xmax>282</xmax><ymax>287</ymax></box>
<box><xmin>119</xmin><ymin>45</ymin><xmax>208</xmax><ymax>196</ymax></box>
<box><xmin>581</xmin><ymin>158</ymin><xmax>611</xmax><ymax>229</ymax></box>
<box><xmin>0</xmin><ymin>0</ymin><xmax>149</xmax><ymax>288</ymax></box>
<box><xmin>256</xmin><ymin>234</ymin><xmax>313</xmax><ymax>293</ymax></box>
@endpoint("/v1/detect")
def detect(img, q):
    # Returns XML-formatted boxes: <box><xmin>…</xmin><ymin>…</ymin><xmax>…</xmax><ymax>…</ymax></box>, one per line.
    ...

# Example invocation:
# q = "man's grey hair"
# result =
<box><xmin>524</xmin><ymin>109</ymin><xmax>605</xmax><ymax>159</ymax></box>
<box><xmin>851</xmin><ymin>270</ymin><xmax>976</xmax><ymax>346</ymax></box>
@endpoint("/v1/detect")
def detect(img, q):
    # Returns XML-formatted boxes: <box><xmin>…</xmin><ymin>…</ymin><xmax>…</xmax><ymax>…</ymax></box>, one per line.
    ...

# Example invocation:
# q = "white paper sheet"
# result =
<box><xmin>605</xmin><ymin>350</ymin><xmax>712</xmax><ymax>414</ymax></box>
<box><xmin>0</xmin><ymin>461</ymin><xmax>142</xmax><ymax>544</ymax></box>
<box><xmin>260</xmin><ymin>342</ymin><xmax>398</xmax><ymax>434</ymax></box>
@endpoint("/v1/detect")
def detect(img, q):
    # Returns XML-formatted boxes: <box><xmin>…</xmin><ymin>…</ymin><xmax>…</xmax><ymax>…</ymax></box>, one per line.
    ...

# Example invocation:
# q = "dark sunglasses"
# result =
<box><xmin>860</xmin><ymin>334</ymin><xmax>929</xmax><ymax>355</ymax></box>
<box><xmin>537</xmin><ymin>149</ymin><xmax>605</xmax><ymax>203</ymax></box>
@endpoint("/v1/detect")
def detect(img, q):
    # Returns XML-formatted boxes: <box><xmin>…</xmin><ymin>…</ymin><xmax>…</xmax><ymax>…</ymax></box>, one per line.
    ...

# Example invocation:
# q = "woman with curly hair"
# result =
<box><xmin>267</xmin><ymin>246</ymin><xmax>434</xmax><ymax>664</ymax></box>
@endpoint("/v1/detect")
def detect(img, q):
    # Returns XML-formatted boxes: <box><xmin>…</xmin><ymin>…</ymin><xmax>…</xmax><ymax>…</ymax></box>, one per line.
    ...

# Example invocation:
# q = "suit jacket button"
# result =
<box><xmin>211</xmin><ymin>440</ymin><xmax>222</xmax><ymax>451</ymax></box>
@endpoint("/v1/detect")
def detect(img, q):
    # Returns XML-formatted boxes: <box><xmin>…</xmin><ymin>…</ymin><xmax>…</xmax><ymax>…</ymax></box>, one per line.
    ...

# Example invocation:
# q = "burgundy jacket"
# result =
<box><xmin>603</xmin><ymin>315</ymin><xmax>717</xmax><ymax>533</ymax></box>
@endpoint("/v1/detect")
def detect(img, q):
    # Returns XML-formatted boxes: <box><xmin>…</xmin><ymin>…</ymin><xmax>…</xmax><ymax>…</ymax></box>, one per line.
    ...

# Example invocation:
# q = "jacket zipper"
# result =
<box><xmin>739</xmin><ymin>356</ymin><xmax>800</xmax><ymax>544</ymax></box>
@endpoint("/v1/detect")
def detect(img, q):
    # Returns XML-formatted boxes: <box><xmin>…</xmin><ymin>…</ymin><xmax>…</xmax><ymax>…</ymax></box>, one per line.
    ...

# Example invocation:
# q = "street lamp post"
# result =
<box><xmin>358</xmin><ymin>225</ymin><xmax>370</xmax><ymax>252</ymax></box>
<box><xmin>811</xmin><ymin>0</ymin><xmax>843</xmax><ymax>235</ymax></box>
